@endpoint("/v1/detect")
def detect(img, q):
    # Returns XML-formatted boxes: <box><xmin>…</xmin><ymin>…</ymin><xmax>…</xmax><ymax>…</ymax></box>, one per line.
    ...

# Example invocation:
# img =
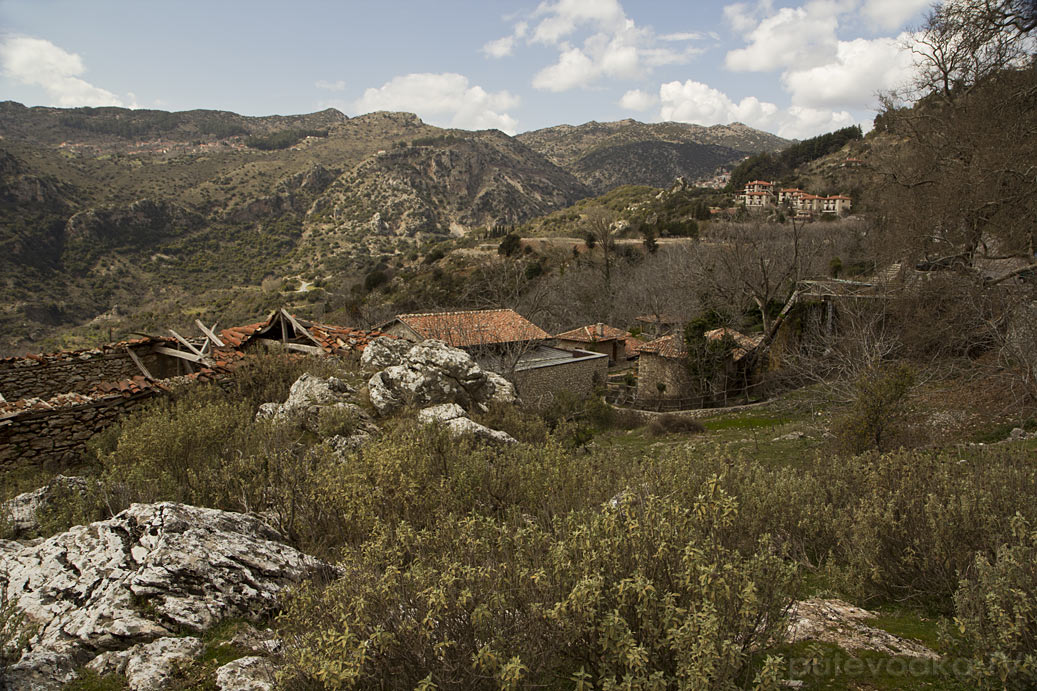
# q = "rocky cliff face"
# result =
<box><xmin>311</xmin><ymin>132</ymin><xmax>589</xmax><ymax>237</ymax></box>
<box><xmin>517</xmin><ymin>119</ymin><xmax>790</xmax><ymax>194</ymax></box>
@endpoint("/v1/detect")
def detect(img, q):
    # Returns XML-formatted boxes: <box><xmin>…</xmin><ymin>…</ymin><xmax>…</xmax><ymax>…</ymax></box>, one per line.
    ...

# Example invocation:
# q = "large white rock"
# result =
<box><xmin>0</xmin><ymin>502</ymin><xmax>327</xmax><ymax>690</ymax></box>
<box><xmin>359</xmin><ymin>336</ymin><xmax>412</xmax><ymax>371</ymax></box>
<box><xmin>256</xmin><ymin>373</ymin><xmax>355</xmax><ymax>422</ymax></box>
<box><xmin>786</xmin><ymin>599</ymin><xmax>939</xmax><ymax>659</ymax></box>
<box><xmin>86</xmin><ymin>636</ymin><xmax>206</xmax><ymax>691</ymax></box>
<box><xmin>368</xmin><ymin>340</ymin><xmax>518</xmax><ymax>415</ymax></box>
<box><xmin>215</xmin><ymin>655</ymin><xmax>276</xmax><ymax>691</ymax></box>
<box><xmin>1</xmin><ymin>475</ymin><xmax>86</xmax><ymax>538</ymax></box>
<box><xmin>418</xmin><ymin>403</ymin><xmax>518</xmax><ymax>445</ymax></box>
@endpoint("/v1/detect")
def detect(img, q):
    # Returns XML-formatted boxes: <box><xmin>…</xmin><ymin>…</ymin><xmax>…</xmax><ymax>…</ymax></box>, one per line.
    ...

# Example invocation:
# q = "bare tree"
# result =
<box><xmin>582</xmin><ymin>208</ymin><xmax>619</xmax><ymax>302</ymax></box>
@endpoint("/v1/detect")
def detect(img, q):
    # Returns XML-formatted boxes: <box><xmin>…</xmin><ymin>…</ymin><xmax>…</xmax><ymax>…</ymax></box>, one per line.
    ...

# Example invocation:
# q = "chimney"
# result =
<box><xmin>596</xmin><ymin>323</ymin><xmax>604</xmax><ymax>337</ymax></box>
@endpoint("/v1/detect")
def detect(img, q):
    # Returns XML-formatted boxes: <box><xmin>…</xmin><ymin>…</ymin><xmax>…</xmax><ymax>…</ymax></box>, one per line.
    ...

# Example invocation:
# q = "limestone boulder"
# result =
<box><xmin>368</xmin><ymin>340</ymin><xmax>519</xmax><ymax>415</ymax></box>
<box><xmin>86</xmin><ymin>636</ymin><xmax>205</xmax><ymax>691</ymax></box>
<box><xmin>215</xmin><ymin>656</ymin><xmax>277</xmax><ymax>691</ymax></box>
<box><xmin>1</xmin><ymin>475</ymin><xmax>86</xmax><ymax>539</ymax></box>
<box><xmin>418</xmin><ymin>403</ymin><xmax>517</xmax><ymax>445</ymax></box>
<box><xmin>255</xmin><ymin>373</ymin><xmax>377</xmax><ymax>441</ymax></box>
<box><xmin>786</xmin><ymin>598</ymin><xmax>939</xmax><ymax>659</ymax></box>
<box><xmin>359</xmin><ymin>336</ymin><xmax>412</xmax><ymax>371</ymax></box>
<box><xmin>0</xmin><ymin>502</ymin><xmax>328</xmax><ymax>690</ymax></box>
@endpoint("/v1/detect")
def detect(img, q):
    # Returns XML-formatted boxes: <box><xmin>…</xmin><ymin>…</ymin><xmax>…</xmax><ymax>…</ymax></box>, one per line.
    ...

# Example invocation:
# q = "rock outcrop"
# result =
<box><xmin>256</xmin><ymin>372</ymin><xmax>378</xmax><ymax>447</ymax></box>
<box><xmin>0</xmin><ymin>502</ymin><xmax>328</xmax><ymax>689</ymax></box>
<box><xmin>418</xmin><ymin>403</ymin><xmax>517</xmax><ymax>445</ymax></box>
<box><xmin>365</xmin><ymin>338</ymin><xmax>517</xmax><ymax>415</ymax></box>
<box><xmin>1</xmin><ymin>475</ymin><xmax>86</xmax><ymax>538</ymax></box>
<box><xmin>787</xmin><ymin>598</ymin><xmax>939</xmax><ymax>659</ymax></box>
<box><xmin>86</xmin><ymin>636</ymin><xmax>206</xmax><ymax>691</ymax></box>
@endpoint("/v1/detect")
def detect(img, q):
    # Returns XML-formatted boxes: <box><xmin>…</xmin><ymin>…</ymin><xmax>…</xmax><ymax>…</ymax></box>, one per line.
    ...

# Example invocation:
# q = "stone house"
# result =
<box><xmin>380</xmin><ymin>308</ymin><xmax>607</xmax><ymax>404</ymax></box>
<box><xmin>556</xmin><ymin>323</ymin><xmax>631</xmax><ymax>364</ymax></box>
<box><xmin>634</xmin><ymin>327</ymin><xmax>762</xmax><ymax>406</ymax></box>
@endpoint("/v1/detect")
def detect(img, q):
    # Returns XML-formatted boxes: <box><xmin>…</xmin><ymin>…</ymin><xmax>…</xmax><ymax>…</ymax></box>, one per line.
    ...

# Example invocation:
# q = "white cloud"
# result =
<box><xmin>657</xmin><ymin>79</ymin><xmax>855</xmax><ymax>139</ymax></box>
<box><xmin>532</xmin><ymin>45</ymin><xmax>599</xmax><ymax>91</ymax></box>
<box><xmin>355</xmin><ymin>72</ymin><xmax>520</xmax><ymax>134</ymax></box>
<box><xmin>494</xmin><ymin>0</ymin><xmax>701</xmax><ymax>91</ymax></box>
<box><xmin>483</xmin><ymin>35</ymin><xmax>517</xmax><ymax>58</ymax></box>
<box><xmin>782</xmin><ymin>33</ymin><xmax>917</xmax><ymax>108</ymax></box>
<box><xmin>0</xmin><ymin>36</ymin><xmax>130</xmax><ymax>107</ymax></box>
<box><xmin>619</xmin><ymin>88</ymin><xmax>658</xmax><ymax>110</ymax></box>
<box><xmin>860</xmin><ymin>0</ymin><xmax>933</xmax><ymax>31</ymax></box>
<box><xmin>658</xmin><ymin>32</ymin><xmax>705</xmax><ymax>41</ymax></box>
<box><xmin>723</xmin><ymin>0</ymin><xmax>775</xmax><ymax>32</ymax></box>
<box><xmin>529</xmin><ymin>0</ymin><xmax>628</xmax><ymax>44</ymax></box>
<box><xmin>725</xmin><ymin>2</ymin><xmax>846</xmax><ymax>72</ymax></box>
<box><xmin>315</xmin><ymin>79</ymin><xmax>346</xmax><ymax>92</ymax></box>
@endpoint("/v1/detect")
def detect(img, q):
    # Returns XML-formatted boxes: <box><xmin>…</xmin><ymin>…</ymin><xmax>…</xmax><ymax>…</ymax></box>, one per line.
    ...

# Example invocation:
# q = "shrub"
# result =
<box><xmin>278</xmin><ymin>481</ymin><xmax>796</xmax><ymax>690</ymax></box>
<box><xmin>833</xmin><ymin>362</ymin><xmax>915</xmax><ymax>453</ymax></box>
<box><xmin>950</xmin><ymin>514</ymin><xmax>1037</xmax><ymax>688</ymax></box>
<box><xmin>646</xmin><ymin>413</ymin><xmax>706</xmax><ymax>437</ymax></box>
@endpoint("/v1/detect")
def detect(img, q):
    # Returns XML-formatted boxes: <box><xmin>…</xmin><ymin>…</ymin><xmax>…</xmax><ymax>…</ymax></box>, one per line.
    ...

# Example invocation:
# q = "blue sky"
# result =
<box><xmin>0</xmin><ymin>0</ymin><xmax>933</xmax><ymax>138</ymax></box>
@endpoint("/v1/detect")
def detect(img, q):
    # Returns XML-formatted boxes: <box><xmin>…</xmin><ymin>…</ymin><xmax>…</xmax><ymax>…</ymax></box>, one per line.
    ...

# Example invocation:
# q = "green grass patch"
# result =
<box><xmin>63</xmin><ymin>670</ymin><xmax>129</xmax><ymax>691</ymax></box>
<box><xmin>762</xmin><ymin>641</ymin><xmax>970</xmax><ymax>690</ymax></box>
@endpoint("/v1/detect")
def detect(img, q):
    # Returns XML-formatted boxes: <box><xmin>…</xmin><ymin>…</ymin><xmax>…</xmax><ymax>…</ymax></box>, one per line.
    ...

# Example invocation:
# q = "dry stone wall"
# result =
<box><xmin>0</xmin><ymin>342</ymin><xmax>177</xmax><ymax>401</ymax></box>
<box><xmin>0</xmin><ymin>391</ymin><xmax>158</xmax><ymax>468</ymax></box>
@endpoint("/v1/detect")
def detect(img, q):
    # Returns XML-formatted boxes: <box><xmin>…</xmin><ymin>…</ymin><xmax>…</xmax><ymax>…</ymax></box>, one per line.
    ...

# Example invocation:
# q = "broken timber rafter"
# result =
<box><xmin>195</xmin><ymin>320</ymin><xmax>225</xmax><ymax>348</ymax></box>
<box><xmin>280</xmin><ymin>309</ymin><xmax>327</xmax><ymax>351</ymax></box>
<box><xmin>167</xmin><ymin>329</ymin><xmax>206</xmax><ymax>358</ymax></box>
<box><xmin>153</xmin><ymin>346</ymin><xmax>208</xmax><ymax>364</ymax></box>
<box><xmin>125</xmin><ymin>347</ymin><xmax>154</xmax><ymax>379</ymax></box>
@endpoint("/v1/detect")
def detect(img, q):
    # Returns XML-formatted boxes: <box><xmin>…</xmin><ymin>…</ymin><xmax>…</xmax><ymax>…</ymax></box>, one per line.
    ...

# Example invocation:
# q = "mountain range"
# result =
<box><xmin>0</xmin><ymin>102</ymin><xmax>789</xmax><ymax>355</ymax></box>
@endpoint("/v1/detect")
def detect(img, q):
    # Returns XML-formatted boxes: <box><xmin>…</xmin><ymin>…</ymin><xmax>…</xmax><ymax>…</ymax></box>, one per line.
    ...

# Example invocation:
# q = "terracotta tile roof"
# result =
<box><xmin>218</xmin><ymin>311</ymin><xmax>383</xmax><ymax>354</ymax></box>
<box><xmin>636</xmin><ymin>334</ymin><xmax>686</xmax><ymax>359</ymax></box>
<box><xmin>219</xmin><ymin>321</ymin><xmax>268</xmax><ymax>348</ymax></box>
<box><xmin>747</xmin><ymin>180</ymin><xmax>773</xmax><ymax>186</ymax></box>
<box><xmin>704</xmin><ymin>327</ymin><xmax>763</xmax><ymax>362</ymax></box>
<box><xmin>636</xmin><ymin>329</ymin><xmax>762</xmax><ymax>362</ymax></box>
<box><xmin>393</xmin><ymin>309</ymin><xmax>549</xmax><ymax>347</ymax></box>
<box><xmin>306</xmin><ymin>322</ymin><xmax>383</xmax><ymax>354</ymax></box>
<box><xmin>556</xmin><ymin>323</ymin><xmax>629</xmax><ymax>343</ymax></box>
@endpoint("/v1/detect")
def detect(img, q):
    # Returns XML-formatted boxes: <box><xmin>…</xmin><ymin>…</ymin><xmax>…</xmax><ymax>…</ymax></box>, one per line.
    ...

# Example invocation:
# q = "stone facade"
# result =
<box><xmin>636</xmin><ymin>352</ymin><xmax>695</xmax><ymax>401</ymax></box>
<box><xmin>0</xmin><ymin>390</ymin><xmax>159</xmax><ymax>468</ymax></box>
<box><xmin>0</xmin><ymin>342</ymin><xmax>179</xmax><ymax>402</ymax></box>
<box><xmin>508</xmin><ymin>350</ymin><xmax>608</xmax><ymax>407</ymax></box>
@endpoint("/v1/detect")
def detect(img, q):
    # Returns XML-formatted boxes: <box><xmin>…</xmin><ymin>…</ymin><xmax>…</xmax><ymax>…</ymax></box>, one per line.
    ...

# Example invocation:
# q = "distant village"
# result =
<box><xmin>735</xmin><ymin>179</ymin><xmax>852</xmax><ymax>218</ymax></box>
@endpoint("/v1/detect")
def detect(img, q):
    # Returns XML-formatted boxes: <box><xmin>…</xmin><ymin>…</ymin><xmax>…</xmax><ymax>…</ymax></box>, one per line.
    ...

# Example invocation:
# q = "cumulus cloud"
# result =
<box><xmin>619</xmin><ymin>88</ymin><xmax>658</xmax><ymax>110</ymax></box>
<box><xmin>860</xmin><ymin>0</ymin><xmax>933</xmax><ymax>31</ymax></box>
<box><xmin>657</xmin><ymin>79</ymin><xmax>855</xmax><ymax>139</ymax></box>
<box><xmin>0</xmin><ymin>36</ymin><xmax>129</xmax><ymax>107</ymax></box>
<box><xmin>315</xmin><ymin>79</ymin><xmax>346</xmax><ymax>92</ymax></box>
<box><xmin>491</xmin><ymin>0</ymin><xmax>703</xmax><ymax>91</ymax></box>
<box><xmin>725</xmin><ymin>2</ymin><xmax>845</xmax><ymax>72</ymax></box>
<box><xmin>529</xmin><ymin>0</ymin><xmax>629</xmax><ymax>44</ymax></box>
<box><xmin>355</xmin><ymin>72</ymin><xmax>520</xmax><ymax>134</ymax></box>
<box><xmin>483</xmin><ymin>35</ymin><xmax>517</xmax><ymax>58</ymax></box>
<box><xmin>723</xmin><ymin>0</ymin><xmax>775</xmax><ymax>32</ymax></box>
<box><xmin>782</xmin><ymin>33</ymin><xmax>917</xmax><ymax>108</ymax></box>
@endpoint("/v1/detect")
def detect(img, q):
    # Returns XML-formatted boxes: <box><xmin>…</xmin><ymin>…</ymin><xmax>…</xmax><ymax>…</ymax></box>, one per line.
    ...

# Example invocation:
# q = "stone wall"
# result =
<box><xmin>0</xmin><ymin>391</ymin><xmax>159</xmax><ymax>468</ymax></box>
<box><xmin>0</xmin><ymin>343</ymin><xmax>178</xmax><ymax>402</ymax></box>
<box><xmin>636</xmin><ymin>353</ymin><xmax>695</xmax><ymax>400</ymax></box>
<box><xmin>509</xmin><ymin>351</ymin><xmax>608</xmax><ymax>407</ymax></box>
